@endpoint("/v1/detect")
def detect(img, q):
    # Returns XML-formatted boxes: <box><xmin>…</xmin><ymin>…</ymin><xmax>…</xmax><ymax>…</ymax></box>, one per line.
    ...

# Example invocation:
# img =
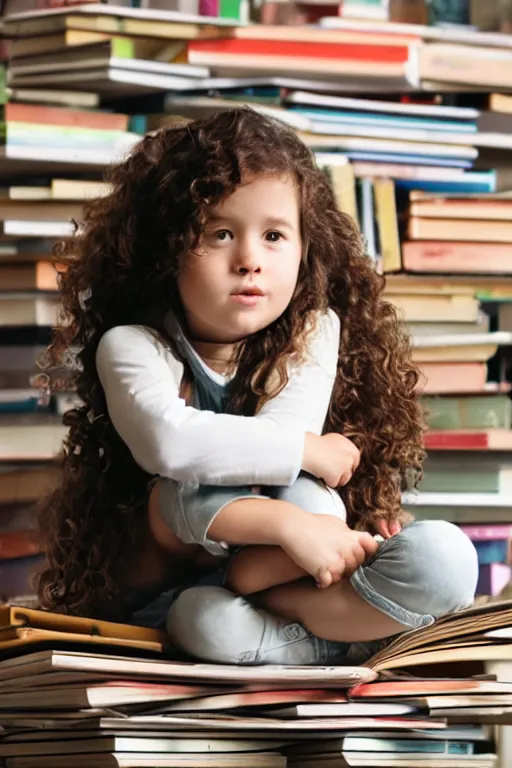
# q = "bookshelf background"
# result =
<box><xmin>2</xmin><ymin>2</ymin><xmax>512</xmax><ymax>608</ymax></box>
<box><xmin>1</xmin><ymin>3</ymin><xmax>512</xmax><ymax>767</ymax></box>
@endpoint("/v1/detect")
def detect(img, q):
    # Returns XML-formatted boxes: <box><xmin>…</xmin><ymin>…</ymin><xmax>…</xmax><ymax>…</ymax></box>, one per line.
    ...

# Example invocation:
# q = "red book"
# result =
<box><xmin>425</xmin><ymin>429</ymin><xmax>512</xmax><ymax>451</ymax></box>
<box><xmin>187</xmin><ymin>38</ymin><xmax>410</xmax><ymax>63</ymax></box>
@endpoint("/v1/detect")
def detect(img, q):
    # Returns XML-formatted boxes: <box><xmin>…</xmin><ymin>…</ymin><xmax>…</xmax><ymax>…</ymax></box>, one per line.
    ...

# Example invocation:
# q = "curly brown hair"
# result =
<box><xmin>37</xmin><ymin>108</ymin><xmax>426</xmax><ymax>619</ymax></box>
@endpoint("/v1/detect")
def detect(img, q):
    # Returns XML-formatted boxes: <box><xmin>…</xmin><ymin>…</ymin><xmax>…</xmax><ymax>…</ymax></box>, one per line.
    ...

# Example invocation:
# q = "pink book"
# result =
<box><xmin>199</xmin><ymin>0</ymin><xmax>219</xmax><ymax>15</ymax></box>
<box><xmin>417</xmin><ymin>362</ymin><xmax>487</xmax><ymax>395</ymax></box>
<box><xmin>460</xmin><ymin>525</ymin><xmax>512</xmax><ymax>541</ymax></box>
<box><xmin>351</xmin><ymin>678</ymin><xmax>512</xmax><ymax>699</ymax></box>
<box><xmin>477</xmin><ymin>563</ymin><xmax>512</xmax><ymax>596</ymax></box>
<box><xmin>402</xmin><ymin>241</ymin><xmax>512</xmax><ymax>274</ymax></box>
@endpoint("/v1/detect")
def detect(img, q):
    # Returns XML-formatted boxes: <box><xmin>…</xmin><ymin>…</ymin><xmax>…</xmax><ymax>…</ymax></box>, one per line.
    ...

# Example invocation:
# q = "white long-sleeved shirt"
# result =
<box><xmin>95</xmin><ymin>308</ymin><xmax>340</xmax><ymax>487</ymax></box>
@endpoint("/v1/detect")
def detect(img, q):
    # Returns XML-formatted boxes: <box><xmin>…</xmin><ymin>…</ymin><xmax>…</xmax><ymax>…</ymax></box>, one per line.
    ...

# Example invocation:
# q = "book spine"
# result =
<box><xmin>460</xmin><ymin>525</ymin><xmax>512</xmax><ymax>541</ymax></box>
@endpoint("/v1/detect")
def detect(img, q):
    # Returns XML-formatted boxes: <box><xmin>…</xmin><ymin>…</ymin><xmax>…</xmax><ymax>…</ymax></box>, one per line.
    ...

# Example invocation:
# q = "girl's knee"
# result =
<box><xmin>277</xmin><ymin>473</ymin><xmax>346</xmax><ymax>520</ymax></box>
<box><xmin>397</xmin><ymin>520</ymin><xmax>478</xmax><ymax>614</ymax></box>
<box><xmin>358</xmin><ymin>520</ymin><xmax>478</xmax><ymax>621</ymax></box>
<box><xmin>166</xmin><ymin>586</ymin><xmax>265</xmax><ymax>663</ymax></box>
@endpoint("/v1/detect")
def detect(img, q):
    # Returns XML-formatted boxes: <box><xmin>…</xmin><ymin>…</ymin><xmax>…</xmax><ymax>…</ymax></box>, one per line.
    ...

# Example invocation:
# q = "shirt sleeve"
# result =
<box><xmin>95</xmin><ymin>309</ymin><xmax>340</xmax><ymax>486</ymax></box>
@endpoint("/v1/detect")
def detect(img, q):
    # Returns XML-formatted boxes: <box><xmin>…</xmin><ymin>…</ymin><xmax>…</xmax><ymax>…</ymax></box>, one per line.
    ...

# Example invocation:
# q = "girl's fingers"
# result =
<box><xmin>374</xmin><ymin>519</ymin><xmax>391</xmax><ymax>539</ymax></box>
<box><xmin>316</xmin><ymin>568</ymin><xmax>333</xmax><ymax>589</ymax></box>
<box><xmin>389</xmin><ymin>519</ymin><xmax>402</xmax><ymax>537</ymax></box>
<box><xmin>358</xmin><ymin>532</ymin><xmax>379</xmax><ymax>556</ymax></box>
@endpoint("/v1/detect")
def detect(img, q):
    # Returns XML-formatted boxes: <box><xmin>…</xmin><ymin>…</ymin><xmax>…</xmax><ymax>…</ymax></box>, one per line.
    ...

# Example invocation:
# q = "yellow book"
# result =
<box><xmin>373</xmin><ymin>177</ymin><xmax>402</xmax><ymax>273</ymax></box>
<box><xmin>328</xmin><ymin>163</ymin><xmax>359</xmax><ymax>226</ymax></box>
<box><xmin>0</xmin><ymin>604</ymin><xmax>164</xmax><ymax>652</ymax></box>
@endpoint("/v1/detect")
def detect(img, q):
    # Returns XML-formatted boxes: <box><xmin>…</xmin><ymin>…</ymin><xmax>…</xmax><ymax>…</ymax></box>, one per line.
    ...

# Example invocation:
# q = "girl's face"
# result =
<box><xmin>177</xmin><ymin>174</ymin><xmax>303</xmax><ymax>344</ymax></box>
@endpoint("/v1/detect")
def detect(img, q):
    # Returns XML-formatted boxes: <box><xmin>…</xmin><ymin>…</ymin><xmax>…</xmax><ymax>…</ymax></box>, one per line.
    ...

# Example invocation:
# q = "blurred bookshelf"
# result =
<box><xmin>0</xmin><ymin>2</ymin><xmax>512</xmax><ymax>611</ymax></box>
<box><xmin>1</xmin><ymin>1</ymin><xmax>512</xmax><ymax>766</ymax></box>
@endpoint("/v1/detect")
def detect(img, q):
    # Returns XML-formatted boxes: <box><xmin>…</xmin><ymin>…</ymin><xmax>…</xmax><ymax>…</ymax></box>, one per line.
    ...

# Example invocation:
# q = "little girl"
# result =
<box><xmin>38</xmin><ymin>109</ymin><xmax>478</xmax><ymax>666</ymax></box>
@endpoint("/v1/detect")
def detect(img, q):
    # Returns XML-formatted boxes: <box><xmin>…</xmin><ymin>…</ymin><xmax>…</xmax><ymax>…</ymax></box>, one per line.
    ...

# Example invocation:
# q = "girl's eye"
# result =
<box><xmin>265</xmin><ymin>231</ymin><xmax>282</xmax><ymax>243</ymax></box>
<box><xmin>216</xmin><ymin>230</ymin><xmax>232</xmax><ymax>241</ymax></box>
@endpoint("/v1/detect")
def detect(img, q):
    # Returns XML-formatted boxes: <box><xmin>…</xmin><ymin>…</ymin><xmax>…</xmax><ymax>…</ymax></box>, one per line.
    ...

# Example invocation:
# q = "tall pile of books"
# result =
<box><xmin>1</xmin><ymin>0</ymin><xmax>512</xmax><ymax>605</ymax></box>
<box><xmin>1</xmin><ymin>3</ymin><xmax>512</xmax><ymax>767</ymax></box>
<box><xmin>0</xmin><ymin>600</ymin><xmax>512</xmax><ymax>766</ymax></box>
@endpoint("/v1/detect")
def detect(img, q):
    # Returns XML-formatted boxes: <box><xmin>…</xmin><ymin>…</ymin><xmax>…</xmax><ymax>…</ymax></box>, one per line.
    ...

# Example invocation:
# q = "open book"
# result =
<box><xmin>365</xmin><ymin>598</ymin><xmax>512</xmax><ymax>672</ymax></box>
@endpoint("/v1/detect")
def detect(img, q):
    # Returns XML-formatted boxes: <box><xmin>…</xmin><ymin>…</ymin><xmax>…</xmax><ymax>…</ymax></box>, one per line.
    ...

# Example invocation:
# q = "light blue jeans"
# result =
<box><xmin>131</xmin><ymin>474</ymin><xmax>479</xmax><ymax>665</ymax></box>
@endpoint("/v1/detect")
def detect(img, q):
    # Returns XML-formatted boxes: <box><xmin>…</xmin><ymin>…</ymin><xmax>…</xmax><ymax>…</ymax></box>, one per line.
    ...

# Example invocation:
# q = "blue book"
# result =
<box><xmin>288</xmin><ymin>106</ymin><xmax>478</xmax><ymax>133</ymax></box>
<box><xmin>343</xmin><ymin>737</ymin><xmax>474</xmax><ymax>754</ymax></box>
<box><xmin>395</xmin><ymin>170</ymin><xmax>496</xmax><ymax>194</ymax></box>
<box><xmin>337</xmin><ymin>151</ymin><xmax>472</xmax><ymax>168</ymax></box>
<box><xmin>475</xmin><ymin>539</ymin><xmax>510</xmax><ymax>566</ymax></box>
<box><xmin>0</xmin><ymin>396</ymin><xmax>46</xmax><ymax>414</ymax></box>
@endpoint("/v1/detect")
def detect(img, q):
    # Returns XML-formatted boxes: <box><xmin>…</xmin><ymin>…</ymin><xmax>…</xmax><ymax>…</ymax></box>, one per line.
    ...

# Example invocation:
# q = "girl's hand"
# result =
<box><xmin>303</xmin><ymin>432</ymin><xmax>361</xmax><ymax>488</ymax></box>
<box><xmin>373</xmin><ymin>517</ymin><xmax>402</xmax><ymax>539</ymax></box>
<box><xmin>279</xmin><ymin>513</ymin><xmax>378</xmax><ymax>588</ymax></box>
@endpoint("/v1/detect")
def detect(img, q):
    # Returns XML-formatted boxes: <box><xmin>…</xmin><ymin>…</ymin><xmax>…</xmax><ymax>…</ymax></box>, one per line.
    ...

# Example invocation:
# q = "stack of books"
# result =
<box><xmin>1</xmin><ymin>3</ymin><xmax>512</xmax><ymax>595</ymax></box>
<box><xmin>1</xmin><ymin>601</ymin><xmax>512</xmax><ymax>766</ymax></box>
<box><xmin>3</xmin><ymin>4</ymin><xmax>235</xmax><ymax>97</ymax></box>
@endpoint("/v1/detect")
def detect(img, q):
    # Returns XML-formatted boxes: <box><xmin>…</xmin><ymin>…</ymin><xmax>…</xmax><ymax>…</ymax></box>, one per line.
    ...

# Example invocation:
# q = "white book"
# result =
<box><xmin>299</xmin><ymin>133</ymin><xmax>477</xmax><ymax>159</ymax></box>
<box><xmin>266</xmin><ymin>702</ymin><xmax>418</xmax><ymax>718</ymax></box>
<box><xmin>307</xmin><ymin>121</ymin><xmax>482</xmax><ymax>145</ymax></box>
<box><xmin>286</xmin><ymin>89</ymin><xmax>480</xmax><ymax>120</ymax></box>
<box><xmin>6</xmin><ymin>755</ymin><xmax>285</xmax><ymax>768</ymax></box>
<box><xmin>0</xmin><ymin>292</ymin><xmax>60</xmax><ymax>327</ymax></box>
<box><xmin>0</xmin><ymin>417</ymin><xmax>67</xmax><ymax>462</ymax></box>
<box><xmin>413</xmin><ymin>331</ymin><xmax>512</xmax><ymax>348</ymax></box>
<box><xmin>3</xmin><ymin>220</ymin><xmax>75</xmax><ymax>238</ymax></box>
<box><xmin>0</xmin><ymin>736</ymin><xmax>287</xmax><ymax>758</ymax></box>
<box><xmin>10</xmin><ymin>58</ymin><xmax>209</xmax><ymax>79</ymax></box>
<box><xmin>9</xmin><ymin>68</ymin><xmax>212</xmax><ymax>97</ymax></box>
<box><xmin>403</xmin><ymin>492</ymin><xmax>512</xmax><ymax>508</ymax></box>
<box><xmin>7</xmin><ymin>88</ymin><xmax>99</xmax><ymax>108</ymax></box>
<box><xmin>0</xmin><ymin>140</ymin><xmax>139</xmax><ymax>172</ymax></box>
<box><xmin>289</xmin><ymin>755</ymin><xmax>496</xmax><ymax>768</ymax></box>
<box><xmin>0</xmin><ymin>649</ymin><xmax>376</xmax><ymax>687</ymax></box>
<box><xmin>0</xmin><ymin>681</ymin><xmax>222</xmax><ymax>711</ymax></box>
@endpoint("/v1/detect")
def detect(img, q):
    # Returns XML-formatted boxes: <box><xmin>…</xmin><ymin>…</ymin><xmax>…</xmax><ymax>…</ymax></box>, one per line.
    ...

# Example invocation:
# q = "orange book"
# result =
<box><xmin>417</xmin><ymin>361</ymin><xmax>487</xmax><ymax>394</ymax></box>
<box><xmin>410</xmin><ymin>198</ymin><xmax>512</xmax><ymax>221</ymax></box>
<box><xmin>0</xmin><ymin>260</ymin><xmax>61</xmax><ymax>291</ymax></box>
<box><xmin>229</xmin><ymin>25</ymin><xmax>420</xmax><ymax>46</ymax></box>
<box><xmin>0</xmin><ymin>531</ymin><xmax>41</xmax><ymax>560</ymax></box>
<box><xmin>4</xmin><ymin>102</ymin><xmax>128</xmax><ymax>132</ymax></box>
<box><xmin>402</xmin><ymin>241</ymin><xmax>512</xmax><ymax>274</ymax></box>
<box><xmin>408</xmin><ymin>216</ymin><xmax>512</xmax><ymax>243</ymax></box>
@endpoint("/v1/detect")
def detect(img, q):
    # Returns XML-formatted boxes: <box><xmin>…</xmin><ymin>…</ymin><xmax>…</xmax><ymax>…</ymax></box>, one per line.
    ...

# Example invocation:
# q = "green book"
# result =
<box><xmin>419</xmin><ymin>471</ymin><xmax>504</xmax><ymax>494</ymax></box>
<box><xmin>219</xmin><ymin>0</ymin><xmax>242</xmax><ymax>19</ymax></box>
<box><xmin>420</xmin><ymin>453</ymin><xmax>512</xmax><ymax>494</ymax></box>
<box><xmin>423</xmin><ymin>394</ymin><xmax>512</xmax><ymax>431</ymax></box>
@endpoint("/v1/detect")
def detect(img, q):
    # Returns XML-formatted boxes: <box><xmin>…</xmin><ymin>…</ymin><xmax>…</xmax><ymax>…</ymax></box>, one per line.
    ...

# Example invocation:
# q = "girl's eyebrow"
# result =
<box><xmin>205</xmin><ymin>213</ymin><xmax>295</xmax><ymax>230</ymax></box>
<box><xmin>264</xmin><ymin>216</ymin><xmax>295</xmax><ymax>230</ymax></box>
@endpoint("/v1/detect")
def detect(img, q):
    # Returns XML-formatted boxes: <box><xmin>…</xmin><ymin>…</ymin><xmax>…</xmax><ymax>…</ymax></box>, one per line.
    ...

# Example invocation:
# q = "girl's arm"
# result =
<box><xmin>96</xmin><ymin>309</ymin><xmax>340</xmax><ymax>487</ymax></box>
<box><xmin>207</xmin><ymin>496</ymin><xmax>378</xmax><ymax>590</ymax></box>
<box><xmin>225</xmin><ymin>545</ymin><xmax>306</xmax><ymax>595</ymax></box>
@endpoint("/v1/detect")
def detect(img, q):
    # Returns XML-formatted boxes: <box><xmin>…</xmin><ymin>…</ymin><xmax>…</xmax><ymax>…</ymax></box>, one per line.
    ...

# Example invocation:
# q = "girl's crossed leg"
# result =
<box><xmin>164</xmin><ymin>478</ymin><xmax>479</xmax><ymax>665</ymax></box>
